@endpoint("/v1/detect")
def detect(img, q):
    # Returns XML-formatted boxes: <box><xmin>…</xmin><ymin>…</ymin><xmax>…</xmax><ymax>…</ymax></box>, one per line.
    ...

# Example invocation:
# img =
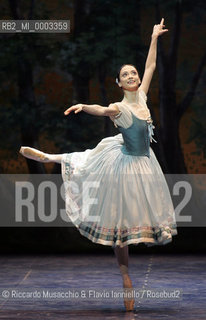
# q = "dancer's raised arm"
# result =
<box><xmin>139</xmin><ymin>18</ymin><xmax>168</xmax><ymax>95</ymax></box>
<box><xmin>64</xmin><ymin>103</ymin><xmax>120</xmax><ymax>117</ymax></box>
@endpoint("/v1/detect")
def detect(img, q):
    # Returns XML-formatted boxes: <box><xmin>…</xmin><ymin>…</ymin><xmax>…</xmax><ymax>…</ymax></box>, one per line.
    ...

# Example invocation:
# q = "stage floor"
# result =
<box><xmin>0</xmin><ymin>253</ymin><xmax>205</xmax><ymax>319</ymax></box>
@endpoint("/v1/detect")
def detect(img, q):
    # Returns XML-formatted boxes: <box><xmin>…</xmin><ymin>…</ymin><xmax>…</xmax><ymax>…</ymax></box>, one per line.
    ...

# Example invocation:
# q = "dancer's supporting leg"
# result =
<box><xmin>19</xmin><ymin>147</ymin><xmax>63</xmax><ymax>163</ymax></box>
<box><xmin>114</xmin><ymin>245</ymin><xmax>134</xmax><ymax>311</ymax></box>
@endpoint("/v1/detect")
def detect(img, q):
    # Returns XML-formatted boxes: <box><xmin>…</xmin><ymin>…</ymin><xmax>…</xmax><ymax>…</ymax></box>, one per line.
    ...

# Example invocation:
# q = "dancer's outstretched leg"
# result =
<box><xmin>19</xmin><ymin>147</ymin><xmax>63</xmax><ymax>163</ymax></box>
<box><xmin>114</xmin><ymin>245</ymin><xmax>134</xmax><ymax>311</ymax></box>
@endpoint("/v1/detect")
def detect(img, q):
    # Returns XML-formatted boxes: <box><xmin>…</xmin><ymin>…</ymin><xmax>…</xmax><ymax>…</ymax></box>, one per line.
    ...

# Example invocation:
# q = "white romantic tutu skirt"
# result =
<box><xmin>61</xmin><ymin>133</ymin><xmax>177</xmax><ymax>248</ymax></box>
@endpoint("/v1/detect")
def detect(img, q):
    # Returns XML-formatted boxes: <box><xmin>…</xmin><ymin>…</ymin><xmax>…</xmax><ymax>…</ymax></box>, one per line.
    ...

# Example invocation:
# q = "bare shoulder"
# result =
<box><xmin>105</xmin><ymin>103</ymin><xmax>120</xmax><ymax>117</ymax></box>
<box><xmin>137</xmin><ymin>86</ymin><xmax>147</xmax><ymax>98</ymax></box>
<box><xmin>138</xmin><ymin>84</ymin><xmax>149</xmax><ymax>96</ymax></box>
<box><xmin>109</xmin><ymin>102</ymin><xmax>120</xmax><ymax>110</ymax></box>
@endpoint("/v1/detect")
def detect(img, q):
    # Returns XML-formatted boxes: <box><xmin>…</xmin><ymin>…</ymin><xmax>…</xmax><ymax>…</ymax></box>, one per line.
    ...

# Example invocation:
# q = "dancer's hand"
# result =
<box><xmin>152</xmin><ymin>18</ymin><xmax>168</xmax><ymax>38</ymax></box>
<box><xmin>64</xmin><ymin>104</ymin><xmax>83</xmax><ymax>116</ymax></box>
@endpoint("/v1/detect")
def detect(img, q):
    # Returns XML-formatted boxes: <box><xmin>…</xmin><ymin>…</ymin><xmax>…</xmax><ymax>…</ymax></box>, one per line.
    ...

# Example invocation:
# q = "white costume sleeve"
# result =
<box><xmin>138</xmin><ymin>90</ymin><xmax>156</xmax><ymax>143</ymax></box>
<box><xmin>113</xmin><ymin>103</ymin><xmax>133</xmax><ymax>129</ymax></box>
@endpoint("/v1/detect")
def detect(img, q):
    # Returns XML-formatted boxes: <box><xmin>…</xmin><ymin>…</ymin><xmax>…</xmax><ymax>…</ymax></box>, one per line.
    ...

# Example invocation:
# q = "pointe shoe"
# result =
<box><xmin>19</xmin><ymin>147</ymin><xmax>50</xmax><ymax>163</ymax></box>
<box><xmin>123</xmin><ymin>275</ymin><xmax>135</xmax><ymax>312</ymax></box>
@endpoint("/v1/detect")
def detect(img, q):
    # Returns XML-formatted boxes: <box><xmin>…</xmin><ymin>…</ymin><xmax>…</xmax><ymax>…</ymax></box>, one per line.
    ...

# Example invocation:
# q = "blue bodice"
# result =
<box><xmin>117</xmin><ymin>113</ymin><xmax>153</xmax><ymax>157</ymax></box>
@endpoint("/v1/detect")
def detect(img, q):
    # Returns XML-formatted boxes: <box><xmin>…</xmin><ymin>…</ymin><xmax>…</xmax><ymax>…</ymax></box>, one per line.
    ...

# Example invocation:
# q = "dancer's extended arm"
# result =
<box><xmin>139</xmin><ymin>18</ymin><xmax>168</xmax><ymax>95</ymax></box>
<box><xmin>64</xmin><ymin>103</ymin><xmax>120</xmax><ymax>117</ymax></box>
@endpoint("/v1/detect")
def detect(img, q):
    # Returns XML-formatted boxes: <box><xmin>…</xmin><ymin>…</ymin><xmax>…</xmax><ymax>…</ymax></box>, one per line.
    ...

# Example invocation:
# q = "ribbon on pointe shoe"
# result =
<box><xmin>119</xmin><ymin>265</ymin><xmax>134</xmax><ymax>311</ymax></box>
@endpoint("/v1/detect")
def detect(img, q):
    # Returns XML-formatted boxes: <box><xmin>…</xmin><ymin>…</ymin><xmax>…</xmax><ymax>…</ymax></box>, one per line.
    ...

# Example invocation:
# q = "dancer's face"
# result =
<box><xmin>118</xmin><ymin>65</ymin><xmax>141</xmax><ymax>91</ymax></box>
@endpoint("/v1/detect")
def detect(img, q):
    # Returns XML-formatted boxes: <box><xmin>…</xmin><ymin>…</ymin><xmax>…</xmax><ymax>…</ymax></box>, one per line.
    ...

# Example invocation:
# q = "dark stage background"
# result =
<box><xmin>0</xmin><ymin>0</ymin><xmax>206</xmax><ymax>254</ymax></box>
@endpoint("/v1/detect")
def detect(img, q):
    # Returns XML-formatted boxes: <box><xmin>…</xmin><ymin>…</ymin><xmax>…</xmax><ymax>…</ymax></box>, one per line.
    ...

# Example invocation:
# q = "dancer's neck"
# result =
<box><xmin>121</xmin><ymin>90</ymin><xmax>139</xmax><ymax>104</ymax></box>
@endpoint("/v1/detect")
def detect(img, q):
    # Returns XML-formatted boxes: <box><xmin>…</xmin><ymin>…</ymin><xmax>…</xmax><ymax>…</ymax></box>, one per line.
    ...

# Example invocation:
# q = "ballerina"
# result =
<box><xmin>20</xmin><ymin>18</ymin><xmax>177</xmax><ymax>312</ymax></box>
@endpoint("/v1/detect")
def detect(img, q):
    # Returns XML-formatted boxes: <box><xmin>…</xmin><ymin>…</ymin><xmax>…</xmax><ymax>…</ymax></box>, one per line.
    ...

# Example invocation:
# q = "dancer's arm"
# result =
<box><xmin>64</xmin><ymin>103</ymin><xmax>120</xmax><ymax>117</ymax></box>
<box><xmin>139</xmin><ymin>18</ymin><xmax>168</xmax><ymax>95</ymax></box>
